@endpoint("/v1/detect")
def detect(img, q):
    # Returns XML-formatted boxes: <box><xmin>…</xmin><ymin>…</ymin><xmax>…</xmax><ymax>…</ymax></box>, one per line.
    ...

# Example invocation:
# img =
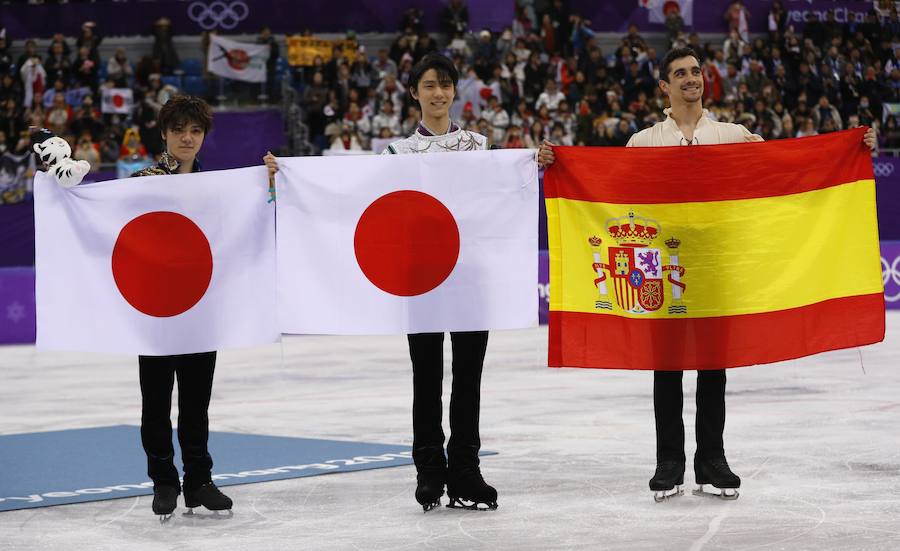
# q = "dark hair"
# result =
<box><xmin>408</xmin><ymin>53</ymin><xmax>459</xmax><ymax>100</ymax></box>
<box><xmin>659</xmin><ymin>47</ymin><xmax>701</xmax><ymax>83</ymax></box>
<box><xmin>158</xmin><ymin>94</ymin><xmax>213</xmax><ymax>134</ymax></box>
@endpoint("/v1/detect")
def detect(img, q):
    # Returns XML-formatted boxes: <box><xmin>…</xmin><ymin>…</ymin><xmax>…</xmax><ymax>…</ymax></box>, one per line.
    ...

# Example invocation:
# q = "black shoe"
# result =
<box><xmin>649</xmin><ymin>460</ymin><xmax>685</xmax><ymax>491</ymax></box>
<box><xmin>151</xmin><ymin>485</ymin><xmax>179</xmax><ymax>515</ymax></box>
<box><xmin>693</xmin><ymin>457</ymin><xmax>741</xmax><ymax>500</ymax></box>
<box><xmin>694</xmin><ymin>457</ymin><xmax>740</xmax><ymax>488</ymax></box>
<box><xmin>649</xmin><ymin>460</ymin><xmax>685</xmax><ymax>502</ymax></box>
<box><xmin>416</xmin><ymin>471</ymin><xmax>446</xmax><ymax>512</ymax></box>
<box><xmin>184</xmin><ymin>482</ymin><xmax>233</xmax><ymax>511</ymax></box>
<box><xmin>446</xmin><ymin>467</ymin><xmax>498</xmax><ymax>511</ymax></box>
<box><xmin>413</xmin><ymin>445</ymin><xmax>447</xmax><ymax>512</ymax></box>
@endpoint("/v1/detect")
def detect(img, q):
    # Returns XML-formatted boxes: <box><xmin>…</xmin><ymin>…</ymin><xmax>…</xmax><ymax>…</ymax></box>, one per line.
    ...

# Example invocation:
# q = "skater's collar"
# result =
<box><xmin>157</xmin><ymin>151</ymin><xmax>203</xmax><ymax>174</ymax></box>
<box><xmin>417</xmin><ymin>120</ymin><xmax>459</xmax><ymax>137</ymax></box>
<box><xmin>662</xmin><ymin>107</ymin><xmax>712</xmax><ymax>127</ymax></box>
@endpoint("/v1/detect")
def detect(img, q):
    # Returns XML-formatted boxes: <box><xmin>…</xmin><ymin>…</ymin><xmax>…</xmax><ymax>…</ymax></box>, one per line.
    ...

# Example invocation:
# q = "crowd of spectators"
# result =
<box><xmin>299</xmin><ymin>0</ymin><xmax>900</xmax><ymax>152</ymax></box>
<box><xmin>4</xmin><ymin>0</ymin><xmax>900</xmax><ymax>167</ymax></box>
<box><xmin>0</xmin><ymin>17</ymin><xmax>188</xmax><ymax>171</ymax></box>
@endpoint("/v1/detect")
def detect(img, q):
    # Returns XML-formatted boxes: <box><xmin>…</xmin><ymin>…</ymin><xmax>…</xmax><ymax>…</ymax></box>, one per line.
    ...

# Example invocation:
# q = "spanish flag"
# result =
<box><xmin>545</xmin><ymin>128</ymin><xmax>884</xmax><ymax>370</ymax></box>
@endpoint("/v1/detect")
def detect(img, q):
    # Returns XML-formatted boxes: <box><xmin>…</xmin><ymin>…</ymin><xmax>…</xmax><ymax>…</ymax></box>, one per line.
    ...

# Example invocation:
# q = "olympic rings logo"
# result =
<box><xmin>881</xmin><ymin>254</ymin><xmax>900</xmax><ymax>303</ymax></box>
<box><xmin>187</xmin><ymin>1</ymin><xmax>250</xmax><ymax>30</ymax></box>
<box><xmin>873</xmin><ymin>162</ymin><xmax>895</xmax><ymax>178</ymax></box>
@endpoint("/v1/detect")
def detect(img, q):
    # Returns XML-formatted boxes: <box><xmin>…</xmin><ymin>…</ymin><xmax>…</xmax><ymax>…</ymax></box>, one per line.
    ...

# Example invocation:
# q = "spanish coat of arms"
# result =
<box><xmin>588</xmin><ymin>211</ymin><xmax>687</xmax><ymax>315</ymax></box>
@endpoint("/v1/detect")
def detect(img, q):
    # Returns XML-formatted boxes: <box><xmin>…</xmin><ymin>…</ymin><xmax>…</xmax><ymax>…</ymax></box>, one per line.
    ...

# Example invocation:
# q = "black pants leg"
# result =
<box><xmin>408</xmin><ymin>331</ymin><xmax>489</xmax><ymax>470</ymax></box>
<box><xmin>653</xmin><ymin>371</ymin><xmax>685</xmax><ymax>463</ymax></box>
<box><xmin>447</xmin><ymin>331</ymin><xmax>489</xmax><ymax>467</ymax></box>
<box><xmin>139</xmin><ymin>352</ymin><xmax>216</xmax><ymax>491</ymax></box>
<box><xmin>139</xmin><ymin>355</ymin><xmax>180</xmax><ymax>488</ymax></box>
<box><xmin>695</xmin><ymin>369</ymin><xmax>726</xmax><ymax>460</ymax></box>
<box><xmin>409</xmin><ymin>332</ymin><xmax>447</xmax><ymax>464</ymax></box>
<box><xmin>654</xmin><ymin>369</ymin><xmax>727</xmax><ymax>463</ymax></box>
<box><xmin>175</xmin><ymin>351</ymin><xmax>216</xmax><ymax>492</ymax></box>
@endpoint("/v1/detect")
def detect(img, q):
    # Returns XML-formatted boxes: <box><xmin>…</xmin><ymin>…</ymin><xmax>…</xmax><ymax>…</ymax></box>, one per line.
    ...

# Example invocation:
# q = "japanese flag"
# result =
<box><xmin>33</xmin><ymin>168</ymin><xmax>278</xmax><ymax>355</ymax></box>
<box><xmin>276</xmin><ymin>149</ymin><xmax>539</xmax><ymax>335</ymax></box>
<box><xmin>101</xmin><ymin>88</ymin><xmax>134</xmax><ymax>114</ymax></box>
<box><xmin>207</xmin><ymin>34</ymin><xmax>269</xmax><ymax>83</ymax></box>
<box><xmin>641</xmin><ymin>0</ymin><xmax>694</xmax><ymax>26</ymax></box>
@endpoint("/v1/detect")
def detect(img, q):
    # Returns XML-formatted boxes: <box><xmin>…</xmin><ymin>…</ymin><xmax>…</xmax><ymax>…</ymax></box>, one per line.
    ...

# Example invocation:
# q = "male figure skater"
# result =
<box><xmin>538</xmin><ymin>47</ymin><xmax>876</xmax><ymax>501</ymax></box>
<box><xmin>383</xmin><ymin>53</ymin><xmax>498</xmax><ymax>511</ymax></box>
<box><xmin>133</xmin><ymin>95</ymin><xmax>280</xmax><ymax>518</ymax></box>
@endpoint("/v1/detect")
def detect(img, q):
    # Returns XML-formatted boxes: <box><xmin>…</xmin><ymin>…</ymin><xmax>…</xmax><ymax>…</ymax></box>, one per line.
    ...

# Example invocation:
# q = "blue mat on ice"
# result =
<box><xmin>0</xmin><ymin>425</ymin><xmax>496</xmax><ymax>512</ymax></box>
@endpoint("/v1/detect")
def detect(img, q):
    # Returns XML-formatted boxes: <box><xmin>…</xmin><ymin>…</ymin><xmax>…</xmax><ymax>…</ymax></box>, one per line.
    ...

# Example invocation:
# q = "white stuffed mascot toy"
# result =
<box><xmin>32</xmin><ymin>128</ymin><xmax>91</xmax><ymax>188</ymax></box>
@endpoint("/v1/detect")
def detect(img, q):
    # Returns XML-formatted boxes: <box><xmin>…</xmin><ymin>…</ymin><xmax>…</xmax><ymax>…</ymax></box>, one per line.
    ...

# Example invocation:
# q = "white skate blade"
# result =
<box><xmin>182</xmin><ymin>508</ymin><xmax>234</xmax><ymax>519</ymax></box>
<box><xmin>158</xmin><ymin>513</ymin><xmax>173</xmax><ymax>524</ymax></box>
<box><xmin>692</xmin><ymin>485</ymin><xmax>739</xmax><ymax>500</ymax></box>
<box><xmin>446</xmin><ymin>497</ymin><xmax>499</xmax><ymax>511</ymax></box>
<box><xmin>421</xmin><ymin>499</ymin><xmax>441</xmax><ymax>513</ymax></box>
<box><xmin>652</xmin><ymin>485</ymin><xmax>684</xmax><ymax>502</ymax></box>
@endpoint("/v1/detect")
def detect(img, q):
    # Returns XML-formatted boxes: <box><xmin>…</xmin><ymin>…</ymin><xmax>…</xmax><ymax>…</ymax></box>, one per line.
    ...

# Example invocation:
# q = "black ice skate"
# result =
<box><xmin>151</xmin><ymin>485</ymin><xmax>179</xmax><ymax>521</ymax></box>
<box><xmin>183</xmin><ymin>482</ymin><xmax>233</xmax><ymax>513</ymax></box>
<box><xmin>693</xmin><ymin>457</ymin><xmax>740</xmax><ymax>500</ymax></box>
<box><xmin>649</xmin><ymin>460</ymin><xmax>685</xmax><ymax>502</ymax></box>
<box><xmin>413</xmin><ymin>446</ymin><xmax>447</xmax><ymax>513</ymax></box>
<box><xmin>446</xmin><ymin>467</ymin><xmax>498</xmax><ymax>511</ymax></box>
<box><xmin>416</xmin><ymin>471</ymin><xmax>446</xmax><ymax>512</ymax></box>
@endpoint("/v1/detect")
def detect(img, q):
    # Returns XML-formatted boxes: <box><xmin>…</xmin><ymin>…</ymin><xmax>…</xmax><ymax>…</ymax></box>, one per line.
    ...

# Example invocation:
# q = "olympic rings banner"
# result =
<box><xmin>3</xmin><ymin>0</ymin><xmax>884</xmax><ymax>38</ymax></box>
<box><xmin>0</xmin><ymin>241</ymin><xmax>898</xmax><ymax>346</ymax></box>
<box><xmin>2</xmin><ymin>0</ymin><xmax>514</xmax><ymax>38</ymax></box>
<box><xmin>874</xmin><ymin>157</ymin><xmax>900</xmax><ymax>241</ymax></box>
<box><xmin>882</xmin><ymin>241</ymin><xmax>900</xmax><ymax>308</ymax></box>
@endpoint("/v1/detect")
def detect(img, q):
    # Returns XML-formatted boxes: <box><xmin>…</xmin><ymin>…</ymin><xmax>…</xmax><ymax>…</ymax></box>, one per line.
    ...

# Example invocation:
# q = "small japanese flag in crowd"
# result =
<box><xmin>101</xmin><ymin>88</ymin><xmax>134</xmax><ymax>114</ymax></box>
<box><xmin>640</xmin><ymin>0</ymin><xmax>693</xmax><ymax>25</ymax></box>
<box><xmin>207</xmin><ymin>34</ymin><xmax>270</xmax><ymax>83</ymax></box>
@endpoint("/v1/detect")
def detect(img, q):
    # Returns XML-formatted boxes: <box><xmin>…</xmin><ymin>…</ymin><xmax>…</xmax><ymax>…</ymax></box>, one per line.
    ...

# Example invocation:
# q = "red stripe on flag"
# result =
<box><xmin>543</xmin><ymin>128</ymin><xmax>873</xmax><ymax>204</ymax></box>
<box><xmin>548</xmin><ymin>293</ymin><xmax>885</xmax><ymax>370</ymax></box>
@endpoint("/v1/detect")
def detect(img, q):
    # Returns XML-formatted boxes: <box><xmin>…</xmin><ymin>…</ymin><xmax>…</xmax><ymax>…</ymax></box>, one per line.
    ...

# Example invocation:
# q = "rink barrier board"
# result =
<box><xmin>0</xmin><ymin>242</ymin><xmax>898</xmax><ymax>345</ymax></box>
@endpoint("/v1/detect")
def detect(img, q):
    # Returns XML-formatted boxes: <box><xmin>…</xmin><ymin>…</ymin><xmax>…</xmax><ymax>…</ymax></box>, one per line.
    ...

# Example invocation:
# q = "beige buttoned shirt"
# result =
<box><xmin>626</xmin><ymin>108</ymin><xmax>753</xmax><ymax>147</ymax></box>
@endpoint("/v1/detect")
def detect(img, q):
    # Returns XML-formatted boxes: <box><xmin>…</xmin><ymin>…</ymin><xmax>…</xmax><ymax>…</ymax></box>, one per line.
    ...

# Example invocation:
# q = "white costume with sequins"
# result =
<box><xmin>383</xmin><ymin>123</ymin><xmax>488</xmax><ymax>155</ymax></box>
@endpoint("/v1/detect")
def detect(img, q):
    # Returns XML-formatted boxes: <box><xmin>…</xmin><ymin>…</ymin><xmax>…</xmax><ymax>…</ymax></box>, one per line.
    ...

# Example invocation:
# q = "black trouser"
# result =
<box><xmin>408</xmin><ymin>331</ymin><xmax>489</xmax><ymax>470</ymax></box>
<box><xmin>654</xmin><ymin>369</ymin><xmax>726</xmax><ymax>464</ymax></box>
<box><xmin>138</xmin><ymin>351</ymin><xmax>216</xmax><ymax>492</ymax></box>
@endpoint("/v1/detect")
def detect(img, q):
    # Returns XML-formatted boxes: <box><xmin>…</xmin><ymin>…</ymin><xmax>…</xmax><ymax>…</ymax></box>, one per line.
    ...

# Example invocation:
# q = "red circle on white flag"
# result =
<box><xmin>112</xmin><ymin>94</ymin><xmax>124</xmax><ymax>107</ymax></box>
<box><xmin>227</xmin><ymin>49</ymin><xmax>250</xmax><ymax>70</ymax></box>
<box><xmin>354</xmin><ymin>190</ymin><xmax>460</xmax><ymax>297</ymax></box>
<box><xmin>111</xmin><ymin>211</ymin><xmax>213</xmax><ymax>317</ymax></box>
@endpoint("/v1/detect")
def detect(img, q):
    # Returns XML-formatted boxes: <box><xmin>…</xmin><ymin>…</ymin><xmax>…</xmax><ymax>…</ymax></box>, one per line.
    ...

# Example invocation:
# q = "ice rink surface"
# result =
<box><xmin>1</xmin><ymin>314</ymin><xmax>898</xmax><ymax>550</ymax></box>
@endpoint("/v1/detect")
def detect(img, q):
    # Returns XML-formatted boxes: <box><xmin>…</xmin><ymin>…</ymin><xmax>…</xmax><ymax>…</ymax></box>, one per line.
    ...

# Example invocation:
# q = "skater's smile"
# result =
<box><xmin>661</xmin><ymin>57</ymin><xmax>704</xmax><ymax>104</ymax></box>
<box><xmin>413</xmin><ymin>68</ymin><xmax>455</xmax><ymax>121</ymax></box>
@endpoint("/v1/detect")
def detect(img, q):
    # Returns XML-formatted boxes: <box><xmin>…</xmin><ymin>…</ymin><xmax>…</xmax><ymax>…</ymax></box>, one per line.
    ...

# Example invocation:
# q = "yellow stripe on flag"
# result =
<box><xmin>547</xmin><ymin>179</ymin><xmax>881</xmax><ymax>318</ymax></box>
